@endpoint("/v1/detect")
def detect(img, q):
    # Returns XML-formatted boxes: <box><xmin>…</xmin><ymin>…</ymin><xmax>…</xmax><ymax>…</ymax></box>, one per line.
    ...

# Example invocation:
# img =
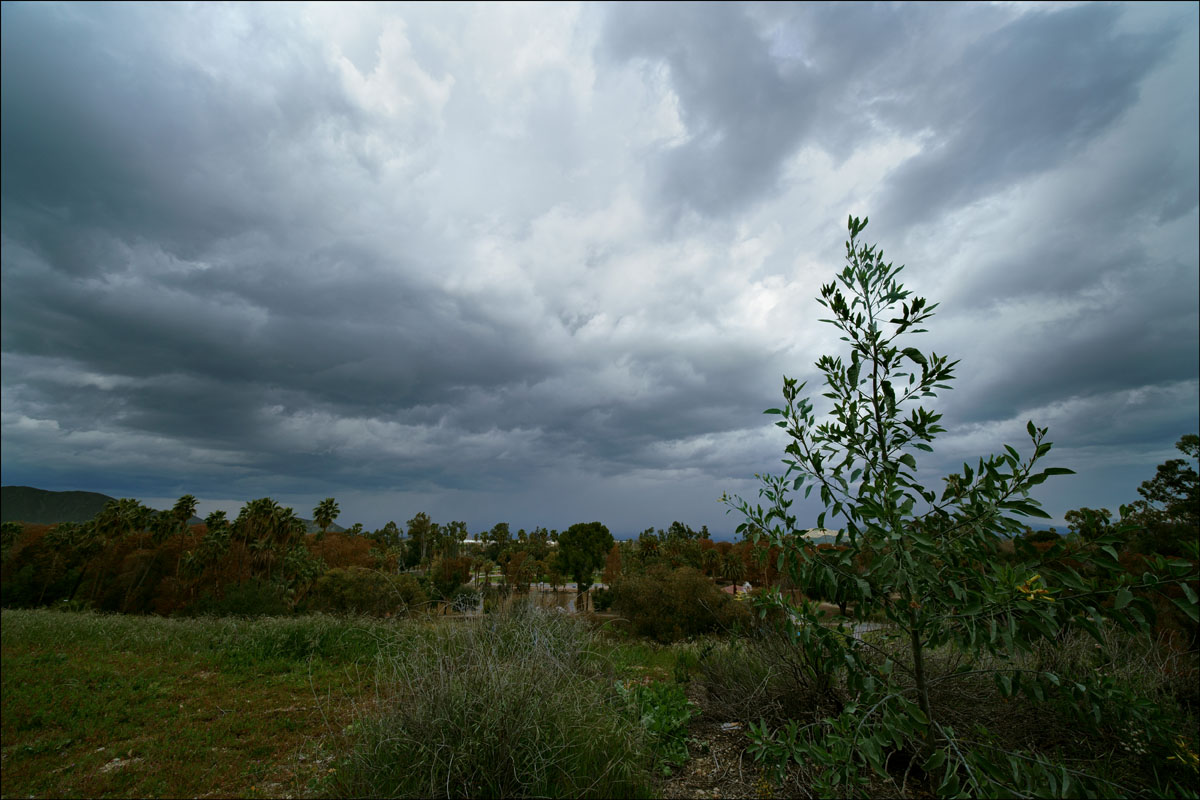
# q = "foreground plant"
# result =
<box><xmin>618</xmin><ymin>679</ymin><xmax>697</xmax><ymax>776</ymax></box>
<box><xmin>726</xmin><ymin>216</ymin><xmax>1199</xmax><ymax>797</ymax></box>
<box><xmin>333</xmin><ymin>606</ymin><xmax>655</xmax><ymax>798</ymax></box>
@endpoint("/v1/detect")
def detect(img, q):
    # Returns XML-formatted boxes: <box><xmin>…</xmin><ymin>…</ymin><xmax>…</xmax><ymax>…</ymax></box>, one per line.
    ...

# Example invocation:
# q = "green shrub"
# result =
<box><xmin>333</xmin><ymin>606</ymin><xmax>655</xmax><ymax>798</ymax></box>
<box><xmin>305</xmin><ymin>567</ymin><xmax>427</xmax><ymax>616</ymax></box>
<box><xmin>592</xmin><ymin>586</ymin><xmax>614</xmax><ymax>611</ymax></box>
<box><xmin>189</xmin><ymin>578</ymin><xmax>290</xmax><ymax>617</ymax></box>
<box><xmin>610</xmin><ymin>566</ymin><xmax>749</xmax><ymax>642</ymax></box>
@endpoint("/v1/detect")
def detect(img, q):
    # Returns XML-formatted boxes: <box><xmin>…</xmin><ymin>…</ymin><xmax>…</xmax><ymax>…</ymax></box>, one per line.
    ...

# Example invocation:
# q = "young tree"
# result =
<box><xmin>726</xmin><ymin>216</ymin><xmax>1199</xmax><ymax>797</ymax></box>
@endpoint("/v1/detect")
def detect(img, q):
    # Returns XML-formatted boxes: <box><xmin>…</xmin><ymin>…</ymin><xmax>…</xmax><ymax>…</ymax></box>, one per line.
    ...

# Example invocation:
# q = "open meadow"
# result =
<box><xmin>4</xmin><ymin>598</ymin><xmax>1198</xmax><ymax>799</ymax></box>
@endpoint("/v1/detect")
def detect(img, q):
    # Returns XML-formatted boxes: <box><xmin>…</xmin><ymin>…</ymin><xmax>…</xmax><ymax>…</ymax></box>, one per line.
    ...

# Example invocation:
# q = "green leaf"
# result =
<box><xmin>901</xmin><ymin>347</ymin><xmax>927</xmax><ymax>367</ymax></box>
<box><xmin>1181</xmin><ymin>582</ymin><xmax>1198</xmax><ymax>605</ymax></box>
<box><xmin>1173</xmin><ymin>595</ymin><xmax>1200</xmax><ymax>623</ymax></box>
<box><xmin>1114</xmin><ymin>587</ymin><xmax>1133</xmax><ymax>610</ymax></box>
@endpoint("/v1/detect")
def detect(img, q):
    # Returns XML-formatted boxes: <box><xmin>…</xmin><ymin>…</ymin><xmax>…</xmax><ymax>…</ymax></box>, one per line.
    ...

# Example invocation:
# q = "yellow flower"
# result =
<box><xmin>1017</xmin><ymin>574</ymin><xmax>1054</xmax><ymax>602</ymax></box>
<box><xmin>1168</xmin><ymin>736</ymin><xmax>1199</xmax><ymax>773</ymax></box>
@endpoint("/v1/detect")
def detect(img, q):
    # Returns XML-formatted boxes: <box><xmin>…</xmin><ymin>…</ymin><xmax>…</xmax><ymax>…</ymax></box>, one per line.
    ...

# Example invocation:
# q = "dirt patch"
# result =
<box><xmin>660</xmin><ymin>717</ymin><xmax>772</xmax><ymax>799</ymax></box>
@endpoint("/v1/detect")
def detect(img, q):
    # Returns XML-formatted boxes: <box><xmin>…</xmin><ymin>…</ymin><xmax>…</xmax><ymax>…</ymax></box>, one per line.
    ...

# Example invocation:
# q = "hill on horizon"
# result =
<box><xmin>2</xmin><ymin>486</ymin><xmax>121</xmax><ymax>525</ymax></box>
<box><xmin>1</xmin><ymin>486</ymin><xmax>344</xmax><ymax>533</ymax></box>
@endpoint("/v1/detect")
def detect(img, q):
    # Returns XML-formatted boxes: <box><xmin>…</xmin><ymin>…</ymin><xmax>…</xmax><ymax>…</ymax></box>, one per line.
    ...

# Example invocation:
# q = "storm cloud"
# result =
<box><xmin>2</xmin><ymin>2</ymin><xmax>1197</xmax><ymax>535</ymax></box>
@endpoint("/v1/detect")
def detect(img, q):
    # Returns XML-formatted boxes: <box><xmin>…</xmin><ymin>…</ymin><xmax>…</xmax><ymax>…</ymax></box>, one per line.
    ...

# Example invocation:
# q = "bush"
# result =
<box><xmin>432</xmin><ymin>556</ymin><xmax>472</xmax><ymax>600</ymax></box>
<box><xmin>592</xmin><ymin>586</ymin><xmax>614</xmax><ymax>611</ymax></box>
<box><xmin>610</xmin><ymin>566</ymin><xmax>750</xmax><ymax>643</ymax></box>
<box><xmin>305</xmin><ymin>567</ymin><xmax>427</xmax><ymax>616</ymax></box>
<box><xmin>189</xmin><ymin>578</ymin><xmax>290</xmax><ymax>617</ymax></box>
<box><xmin>694</xmin><ymin>632</ymin><xmax>842</xmax><ymax>729</ymax></box>
<box><xmin>448</xmin><ymin>585</ymin><xmax>481</xmax><ymax>613</ymax></box>
<box><xmin>333</xmin><ymin>606</ymin><xmax>655</xmax><ymax>798</ymax></box>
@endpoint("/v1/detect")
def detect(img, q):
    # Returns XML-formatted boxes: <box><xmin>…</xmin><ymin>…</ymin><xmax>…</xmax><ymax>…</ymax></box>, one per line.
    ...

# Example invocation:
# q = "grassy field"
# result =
<box><xmin>9</xmin><ymin>606</ymin><xmax>1190</xmax><ymax>799</ymax></box>
<box><xmin>0</xmin><ymin>608</ymin><xmax>686</xmax><ymax>799</ymax></box>
<box><xmin>0</xmin><ymin>609</ymin><xmax>397</xmax><ymax>798</ymax></box>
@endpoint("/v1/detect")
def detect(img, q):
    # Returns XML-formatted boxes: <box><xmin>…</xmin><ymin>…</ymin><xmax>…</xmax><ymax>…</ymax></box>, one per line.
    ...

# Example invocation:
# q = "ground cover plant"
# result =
<box><xmin>725</xmin><ymin>216</ymin><xmax>1200</xmax><ymax>797</ymax></box>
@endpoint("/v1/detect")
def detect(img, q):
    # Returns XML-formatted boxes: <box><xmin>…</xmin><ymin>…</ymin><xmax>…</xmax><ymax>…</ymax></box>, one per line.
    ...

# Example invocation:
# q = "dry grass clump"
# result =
<box><xmin>332</xmin><ymin>605</ymin><xmax>656</xmax><ymax>798</ymax></box>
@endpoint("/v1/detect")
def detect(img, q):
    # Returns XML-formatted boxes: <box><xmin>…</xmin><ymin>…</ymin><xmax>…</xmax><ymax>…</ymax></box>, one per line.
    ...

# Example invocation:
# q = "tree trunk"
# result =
<box><xmin>909</xmin><ymin>620</ymin><xmax>933</xmax><ymax>738</ymax></box>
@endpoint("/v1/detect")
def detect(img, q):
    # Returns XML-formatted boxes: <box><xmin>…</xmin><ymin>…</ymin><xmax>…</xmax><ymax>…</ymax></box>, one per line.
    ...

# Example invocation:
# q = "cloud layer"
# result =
<box><xmin>2</xmin><ymin>2</ymin><xmax>1197</xmax><ymax>535</ymax></box>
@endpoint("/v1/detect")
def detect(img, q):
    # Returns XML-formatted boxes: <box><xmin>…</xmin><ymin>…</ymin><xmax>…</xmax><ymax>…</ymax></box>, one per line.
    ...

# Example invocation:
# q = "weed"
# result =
<box><xmin>618</xmin><ymin>679</ymin><xmax>697</xmax><ymax>775</ymax></box>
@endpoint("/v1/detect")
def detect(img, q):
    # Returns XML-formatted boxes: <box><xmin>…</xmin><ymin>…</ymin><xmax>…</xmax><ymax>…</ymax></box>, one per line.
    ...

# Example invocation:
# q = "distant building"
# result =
<box><xmin>800</xmin><ymin>528</ymin><xmax>839</xmax><ymax>545</ymax></box>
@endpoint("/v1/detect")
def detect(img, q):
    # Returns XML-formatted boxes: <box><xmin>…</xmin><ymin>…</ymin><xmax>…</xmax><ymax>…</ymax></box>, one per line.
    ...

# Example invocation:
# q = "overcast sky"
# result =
<box><xmin>2</xmin><ymin>2</ymin><xmax>1197</xmax><ymax>538</ymax></box>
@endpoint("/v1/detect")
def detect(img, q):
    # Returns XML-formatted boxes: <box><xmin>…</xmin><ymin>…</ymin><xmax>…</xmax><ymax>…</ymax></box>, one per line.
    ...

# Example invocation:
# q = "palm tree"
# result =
<box><xmin>67</xmin><ymin>521</ymin><xmax>105</xmax><ymax>603</ymax></box>
<box><xmin>37</xmin><ymin>522</ymin><xmax>79</xmax><ymax>605</ymax></box>
<box><xmin>723</xmin><ymin>552</ymin><xmax>746</xmax><ymax>592</ymax></box>
<box><xmin>313</xmin><ymin>497</ymin><xmax>340</xmax><ymax>540</ymax></box>
<box><xmin>172</xmin><ymin>495</ymin><xmax>198</xmax><ymax>531</ymax></box>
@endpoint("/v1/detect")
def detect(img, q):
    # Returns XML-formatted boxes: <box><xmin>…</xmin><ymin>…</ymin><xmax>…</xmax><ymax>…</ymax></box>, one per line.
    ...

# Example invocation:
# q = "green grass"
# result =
<box><xmin>1</xmin><ymin>608</ymin><xmax>695</xmax><ymax>799</ymax></box>
<box><xmin>1</xmin><ymin>609</ymin><xmax>394</xmax><ymax>798</ymax></box>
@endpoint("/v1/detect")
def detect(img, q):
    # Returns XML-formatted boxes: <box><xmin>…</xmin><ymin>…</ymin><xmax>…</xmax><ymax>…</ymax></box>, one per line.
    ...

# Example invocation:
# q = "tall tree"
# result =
<box><xmin>484</xmin><ymin>521</ymin><xmax>511</xmax><ymax>562</ymax></box>
<box><xmin>407</xmin><ymin>513</ymin><xmax>435</xmax><ymax>567</ymax></box>
<box><xmin>555</xmin><ymin>522</ymin><xmax>613</xmax><ymax>605</ymax></box>
<box><xmin>313</xmin><ymin>497</ymin><xmax>340</xmax><ymax>540</ymax></box>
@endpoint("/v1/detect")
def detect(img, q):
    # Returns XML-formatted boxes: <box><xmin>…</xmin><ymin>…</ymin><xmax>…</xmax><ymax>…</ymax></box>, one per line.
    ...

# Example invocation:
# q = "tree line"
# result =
<box><xmin>2</xmin><ymin>432</ymin><xmax>1193</xmax><ymax>622</ymax></box>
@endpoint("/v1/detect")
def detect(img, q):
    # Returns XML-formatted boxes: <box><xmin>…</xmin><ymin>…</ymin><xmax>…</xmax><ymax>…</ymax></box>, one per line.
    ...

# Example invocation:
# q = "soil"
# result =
<box><xmin>660</xmin><ymin>715</ymin><xmax>770</xmax><ymax>800</ymax></box>
<box><xmin>657</xmin><ymin>678</ymin><xmax>795</xmax><ymax>800</ymax></box>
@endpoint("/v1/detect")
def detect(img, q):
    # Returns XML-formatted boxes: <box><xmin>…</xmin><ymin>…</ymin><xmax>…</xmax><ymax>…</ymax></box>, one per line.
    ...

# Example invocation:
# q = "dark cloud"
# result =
<box><xmin>876</xmin><ymin>4</ymin><xmax>1172</xmax><ymax>228</ymax></box>
<box><xmin>2</xmin><ymin>2</ymin><xmax>1196</xmax><ymax>534</ymax></box>
<box><xmin>600</xmin><ymin>2</ymin><xmax>818</xmax><ymax>217</ymax></box>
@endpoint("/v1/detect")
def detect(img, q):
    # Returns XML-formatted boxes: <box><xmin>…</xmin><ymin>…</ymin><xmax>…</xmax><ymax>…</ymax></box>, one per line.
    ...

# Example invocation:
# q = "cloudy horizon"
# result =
<box><xmin>2</xmin><ymin>1</ymin><xmax>1197</xmax><ymax>538</ymax></box>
